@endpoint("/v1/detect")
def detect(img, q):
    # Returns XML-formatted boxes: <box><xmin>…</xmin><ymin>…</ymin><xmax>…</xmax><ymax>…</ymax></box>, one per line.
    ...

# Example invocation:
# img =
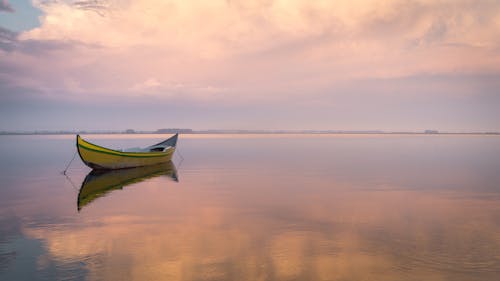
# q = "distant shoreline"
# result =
<box><xmin>1</xmin><ymin>130</ymin><xmax>499</xmax><ymax>136</ymax></box>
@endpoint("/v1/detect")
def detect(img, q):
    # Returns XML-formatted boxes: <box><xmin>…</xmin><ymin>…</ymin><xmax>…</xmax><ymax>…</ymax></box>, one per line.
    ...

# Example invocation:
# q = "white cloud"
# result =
<box><xmin>1</xmin><ymin>0</ymin><xmax>499</xmax><ymax>104</ymax></box>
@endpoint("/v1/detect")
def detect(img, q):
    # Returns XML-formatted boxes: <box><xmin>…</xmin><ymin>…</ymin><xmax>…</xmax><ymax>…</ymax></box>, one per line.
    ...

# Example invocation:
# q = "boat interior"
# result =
<box><xmin>121</xmin><ymin>146</ymin><xmax>172</xmax><ymax>153</ymax></box>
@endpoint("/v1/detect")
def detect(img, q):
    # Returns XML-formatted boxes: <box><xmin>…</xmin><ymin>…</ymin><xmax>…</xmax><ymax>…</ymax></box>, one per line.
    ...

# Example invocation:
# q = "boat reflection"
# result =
<box><xmin>78</xmin><ymin>161</ymin><xmax>178</xmax><ymax>211</ymax></box>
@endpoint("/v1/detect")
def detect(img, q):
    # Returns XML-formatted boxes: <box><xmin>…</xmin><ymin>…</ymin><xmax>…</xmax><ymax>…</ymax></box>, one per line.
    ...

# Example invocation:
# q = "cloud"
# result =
<box><xmin>73</xmin><ymin>0</ymin><xmax>110</xmax><ymax>16</ymax></box>
<box><xmin>0</xmin><ymin>26</ymin><xmax>16</xmax><ymax>51</ymax></box>
<box><xmin>0</xmin><ymin>0</ymin><xmax>14</xmax><ymax>13</ymax></box>
<box><xmin>19</xmin><ymin>1</ymin><xmax>500</xmax><ymax>79</ymax></box>
<box><xmin>1</xmin><ymin>0</ymin><xmax>500</xmax><ymax>130</ymax></box>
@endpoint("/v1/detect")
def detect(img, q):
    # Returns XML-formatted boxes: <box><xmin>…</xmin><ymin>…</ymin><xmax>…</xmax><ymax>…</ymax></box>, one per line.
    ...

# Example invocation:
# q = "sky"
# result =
<box><xmin>0</xmin><ymin>0</ymin><xmax>499</xmax><ymax>132</ymax></box>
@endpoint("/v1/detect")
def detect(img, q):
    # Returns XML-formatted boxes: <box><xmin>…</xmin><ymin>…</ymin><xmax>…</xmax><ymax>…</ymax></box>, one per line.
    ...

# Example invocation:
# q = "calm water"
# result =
<box><xmin>0</xmin><ymin>134</ymin><xmax>499</xmax><ymax>281</ymax></box>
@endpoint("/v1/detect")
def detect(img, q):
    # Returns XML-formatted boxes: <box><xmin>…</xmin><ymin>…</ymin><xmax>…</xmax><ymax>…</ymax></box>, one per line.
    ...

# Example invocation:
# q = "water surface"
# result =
<box><xmin>1</xmin><ymin>134</ymin><xmax>499</xmax><ymax>280</ymax></box>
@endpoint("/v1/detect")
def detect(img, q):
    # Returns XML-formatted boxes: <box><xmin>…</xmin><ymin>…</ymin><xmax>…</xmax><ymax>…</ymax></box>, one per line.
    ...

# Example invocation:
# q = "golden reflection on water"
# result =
<box><xmin>2</xmin><ymin>134</ymin><xmax>499</xmax><ymax>280</ymax></box>
<box><xmin>24</xmin><ymin>173</ymin><xmax>500</xmax><ymax>280</ymax></box>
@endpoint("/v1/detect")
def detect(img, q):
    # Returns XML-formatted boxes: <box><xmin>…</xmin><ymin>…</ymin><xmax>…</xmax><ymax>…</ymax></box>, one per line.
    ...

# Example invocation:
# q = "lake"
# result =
<box><xmin>1</xmin><ymin>134</ymin><xmax>499</xmax><ymax>280</ymax></box>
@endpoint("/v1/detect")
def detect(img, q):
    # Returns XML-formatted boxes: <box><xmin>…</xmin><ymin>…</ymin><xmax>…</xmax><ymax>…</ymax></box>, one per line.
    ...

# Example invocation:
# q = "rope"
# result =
<box><xmin>64</xmin><ymin>173</ymin><xmax>80</xmax><ymax>191</ymax></box>
<box><xmin>176</xmin><ymin>148</ymin><xmax>184</xmax><ymax>161</ymax></box>
<box><xmin>175</xmin><ymin>146</ymin><xmax>184</xmax><ymax>167</ymax></box>
<box><xmin>62</xmin><ymin>150</ymin><xmax>78</xmax><ymax>175</ymax></box>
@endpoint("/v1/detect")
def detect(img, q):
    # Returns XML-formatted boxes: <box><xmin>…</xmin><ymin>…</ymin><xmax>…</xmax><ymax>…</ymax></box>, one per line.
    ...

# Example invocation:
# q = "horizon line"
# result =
<box><xmin>1</xmin><ymin>129</ymin><xmax>499</xmax><ymax>135</ymax></box>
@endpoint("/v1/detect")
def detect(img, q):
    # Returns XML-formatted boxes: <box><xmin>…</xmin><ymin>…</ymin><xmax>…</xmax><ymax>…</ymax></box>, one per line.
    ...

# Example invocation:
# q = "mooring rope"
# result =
<box><xmin>62</xmin><ymin>150</ymin><xmax>78</xmax><ymax>175</ymax></box>
<box><xmin>176</xmin><ymin>147</ymin><xmax>184</xmax><ymax>161</ymax></box>
<box><xmin>175</xmin><ymin>146</ymin><xmax>184</xmax><ymax>168</ymax></box>
<box><xmin>64</xmin><ymin>173</ymin><xmax>79</xmax><ymax>191</ymax></box>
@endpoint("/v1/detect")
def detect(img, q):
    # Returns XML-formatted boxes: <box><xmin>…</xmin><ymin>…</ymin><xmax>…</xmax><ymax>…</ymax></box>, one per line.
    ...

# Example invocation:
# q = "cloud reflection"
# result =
<box><xmin>24</xmin><ymin>178</ymin><xmax>500</xmax><ymax>280</ymax></box>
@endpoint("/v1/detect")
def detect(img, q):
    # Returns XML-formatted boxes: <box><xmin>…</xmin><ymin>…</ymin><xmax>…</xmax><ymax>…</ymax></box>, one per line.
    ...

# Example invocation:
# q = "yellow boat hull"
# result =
<box><xmin>77</xmin><ymin>135</ymin><xmax>175</xmax><ymax>170</ymax></box>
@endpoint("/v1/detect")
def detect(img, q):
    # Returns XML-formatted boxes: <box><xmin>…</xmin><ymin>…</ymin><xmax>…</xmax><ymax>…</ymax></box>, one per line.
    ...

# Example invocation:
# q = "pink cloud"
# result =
<box><xmin>0</xmin><ymin>0</ymin><xmax>14</xmax><ymax>13</ymax></box>
<box><xmin>1</xmin><ymin>1</ymin><xmax>500</xmax><ymax>131</ymax></box>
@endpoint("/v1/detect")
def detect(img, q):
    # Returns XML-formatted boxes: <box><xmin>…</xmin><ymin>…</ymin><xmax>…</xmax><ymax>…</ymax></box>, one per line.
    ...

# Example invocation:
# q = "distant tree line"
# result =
<box><xmin>154</xmin><ymin>128</ymin><xmax>193</xmax><ymax>133</ymax></box>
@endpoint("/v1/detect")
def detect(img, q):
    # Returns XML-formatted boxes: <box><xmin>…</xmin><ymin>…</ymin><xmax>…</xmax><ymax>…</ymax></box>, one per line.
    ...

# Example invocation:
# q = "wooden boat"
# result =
<box><xmin>78</xmin><ymin>161</ymin><xmax>178</xmax><ymax>211</ymax></box>
<box><xmin>76</xmin><ymin>134</ymin><xmax>178</xmax><ymax>170</ymax></box>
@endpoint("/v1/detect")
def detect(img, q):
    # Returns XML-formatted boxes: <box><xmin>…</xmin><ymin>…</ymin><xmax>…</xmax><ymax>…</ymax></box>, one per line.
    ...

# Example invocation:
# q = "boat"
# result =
<box><xmin>78</xmin><ymin>161</ymin><xmax>178</xmax><ymax>211</ymax></box>
<box><xmin>76</xmin><ymin>134</ymin><xmax>178</xmax><ymax>170</ymax></box>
